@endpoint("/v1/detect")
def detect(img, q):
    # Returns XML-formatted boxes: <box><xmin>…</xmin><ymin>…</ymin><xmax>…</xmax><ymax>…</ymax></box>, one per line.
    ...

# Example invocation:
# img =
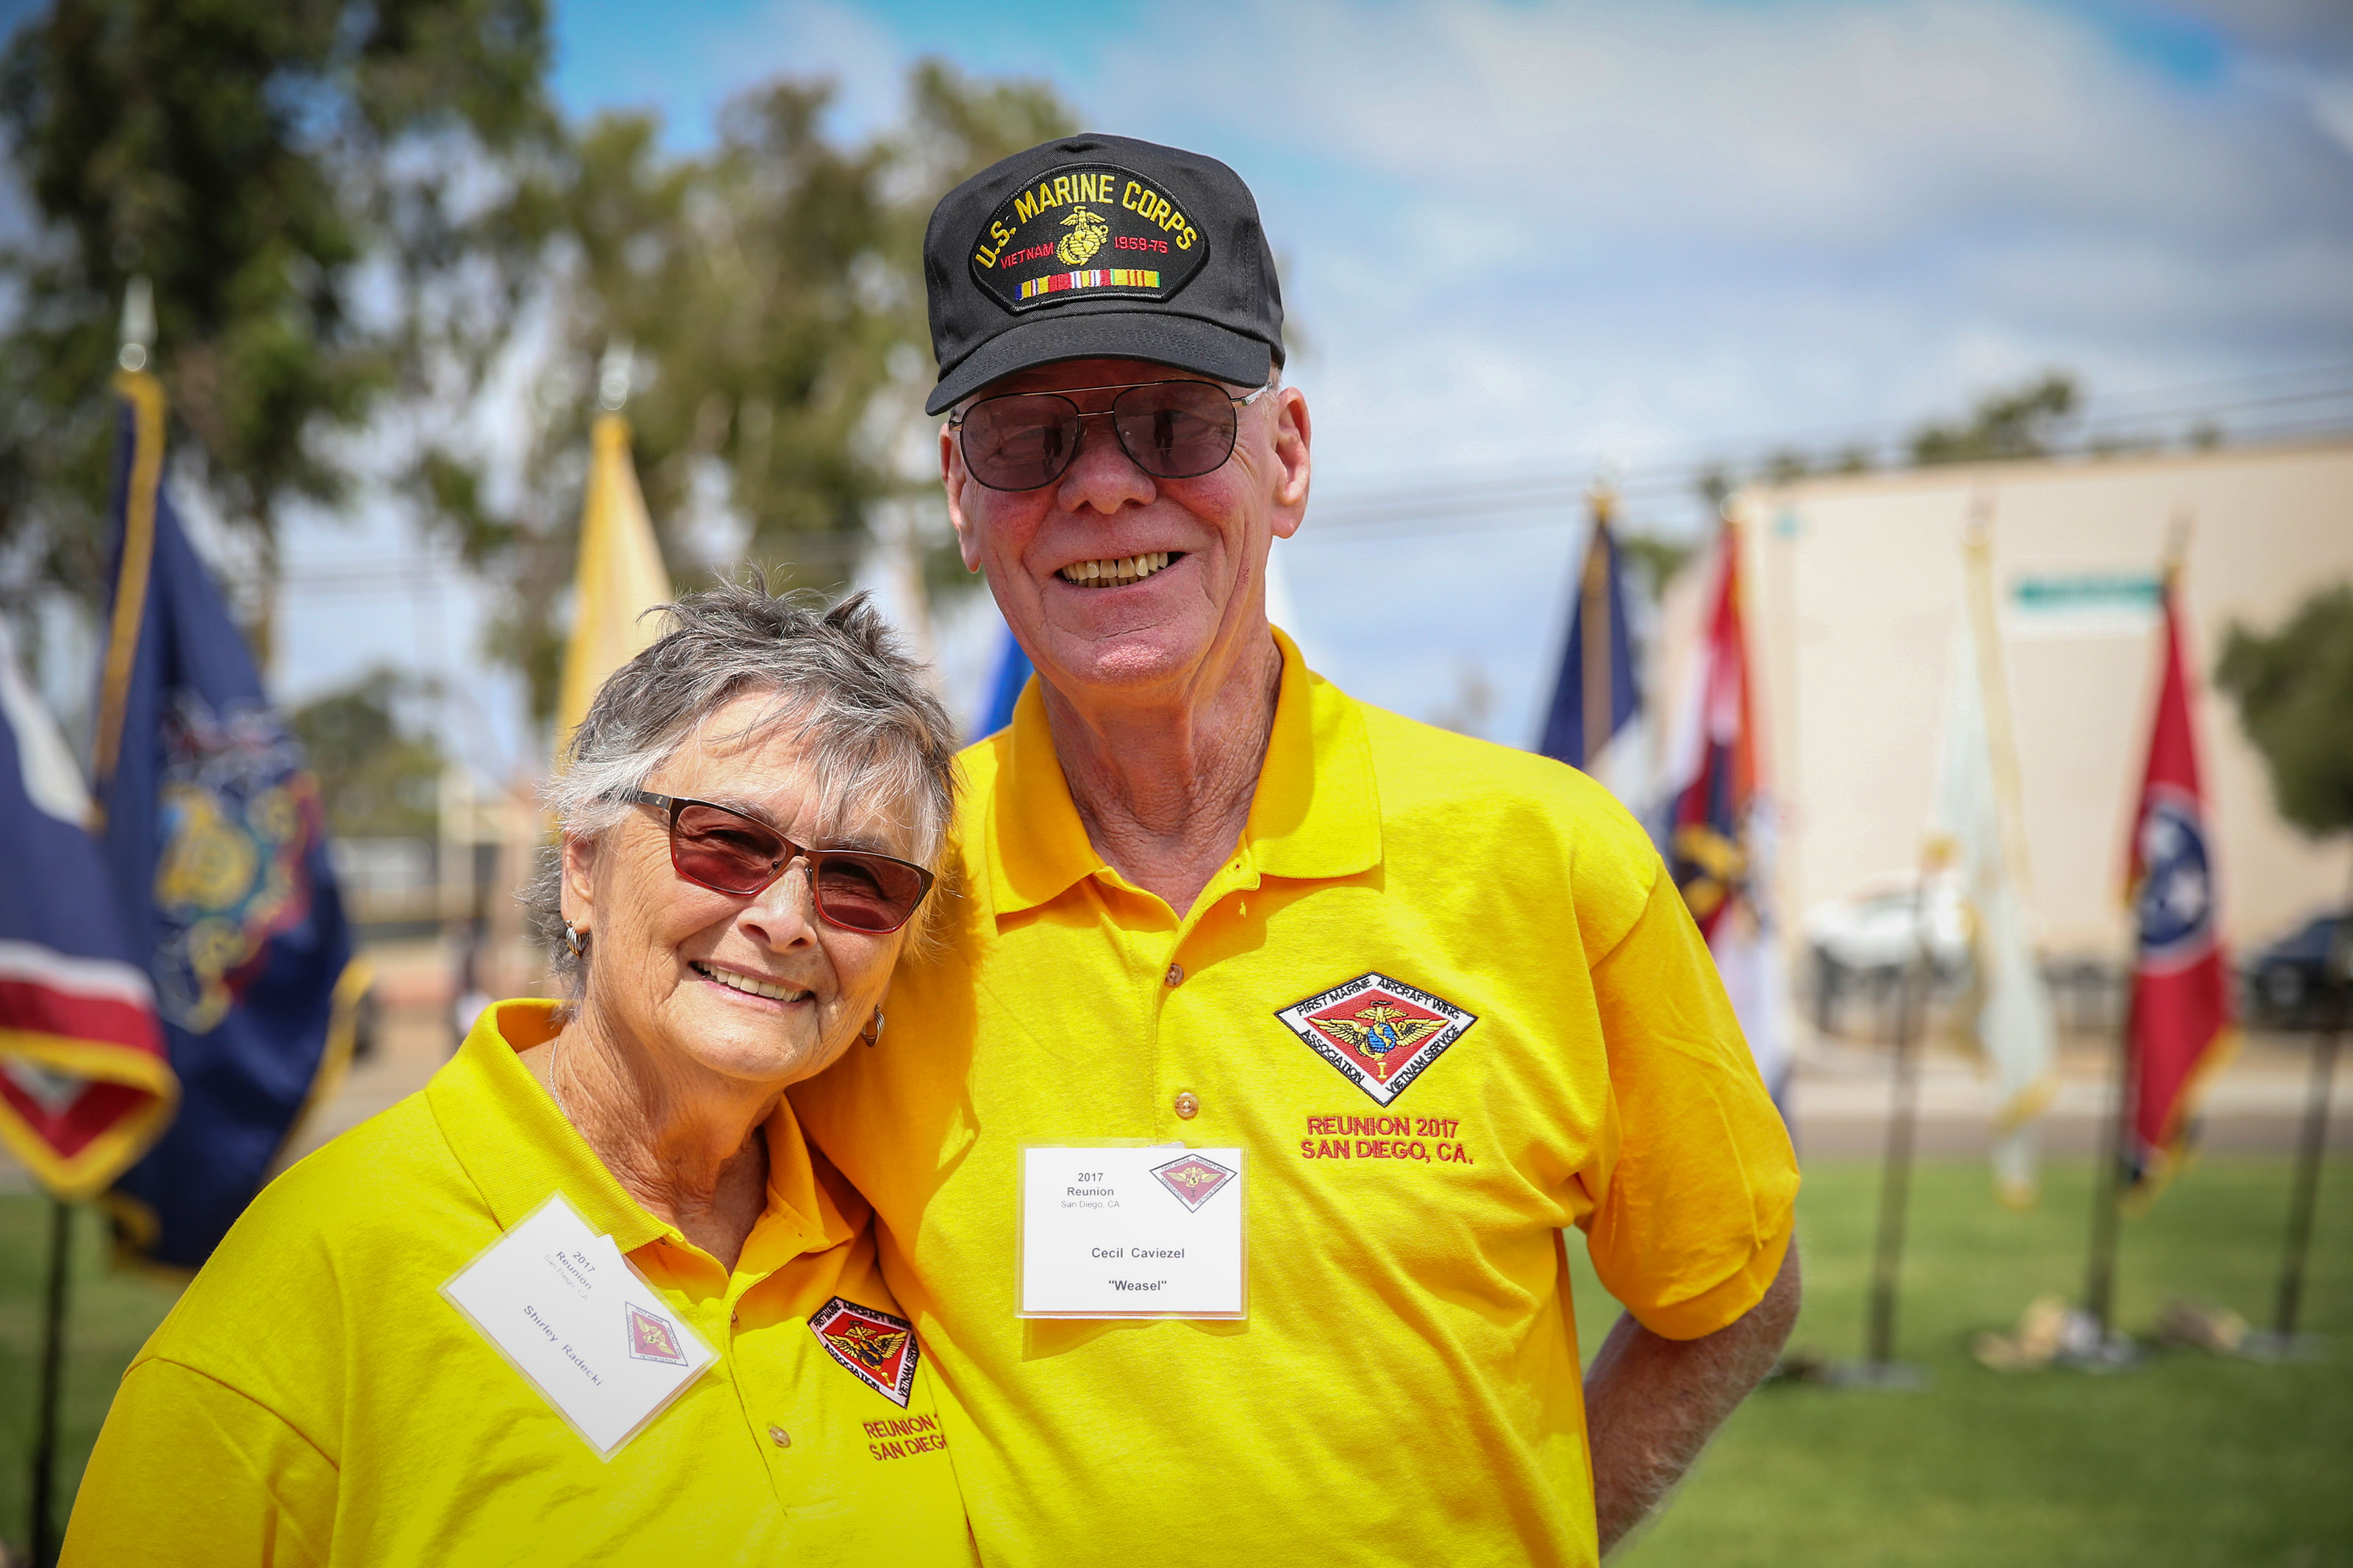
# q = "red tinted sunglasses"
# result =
<box><xmin>626</xmin><ymin>790</ymin><xmax>934</xmax><ymax>934</ymax></box>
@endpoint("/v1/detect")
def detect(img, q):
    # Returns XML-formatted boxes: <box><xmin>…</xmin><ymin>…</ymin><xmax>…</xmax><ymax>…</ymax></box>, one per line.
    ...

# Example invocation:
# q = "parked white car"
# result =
<box><xmin>1802</xmin><ymin>871</ymin><xmax>1973</xmax><ymax>1036</ymax></box>
<box><xmin>1803</xmin><ymin>870</ymin><xmax>1973</xmax><ymax>974</ymax></box>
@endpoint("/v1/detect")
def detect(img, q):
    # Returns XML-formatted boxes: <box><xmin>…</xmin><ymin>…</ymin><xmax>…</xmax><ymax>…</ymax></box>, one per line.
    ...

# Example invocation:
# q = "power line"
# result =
<box><xmin>1309</xmin><ymin>375</ymin><xmax>2353</xmax><ymax>534</ymax></box>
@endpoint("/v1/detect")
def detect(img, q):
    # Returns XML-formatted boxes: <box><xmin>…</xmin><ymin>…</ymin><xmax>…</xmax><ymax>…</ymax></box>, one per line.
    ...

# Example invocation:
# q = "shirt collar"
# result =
<box><xmin>428</xmin><ymin>1000</ymin><xmax>856</xmax><ymax>1264</ymax></box>
<box><xmin>982</xmin><ymin>626</ymin><xmax>1381</xmax><ymax>919</ymax></box>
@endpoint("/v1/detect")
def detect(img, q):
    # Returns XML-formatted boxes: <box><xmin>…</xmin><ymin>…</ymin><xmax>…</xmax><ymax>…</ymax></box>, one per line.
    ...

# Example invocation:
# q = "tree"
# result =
<box><xmin>2215</xmin><ymin>582</ymin><xmax>2353</xmax><ymax>837</ymax></box>
<box><xmin>290</xmin><ymin>667</ymin><xmax>445</xmax><ymax>840</ymax></box>
<box><xmin>427</xmin><ymin>59</ymin><xmax>1075</xmax><ymax>722</ymax></box>
<box><xmin>0</xmin><ymin>0</ymin><xmax>557</xmax><ymax>626</ymax></box>
<box><xmin>1909</xmin><ymin>372</ymin><xmax>2078</xmax><ymax>466</ymax></box>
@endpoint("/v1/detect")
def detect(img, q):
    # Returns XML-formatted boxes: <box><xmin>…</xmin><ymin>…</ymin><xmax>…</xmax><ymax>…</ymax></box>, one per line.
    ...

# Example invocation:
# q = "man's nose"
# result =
<box><xmin>1057</xmin><ymin>412</ymin><xmax>1156</xmax><ymax>514</ymax></box>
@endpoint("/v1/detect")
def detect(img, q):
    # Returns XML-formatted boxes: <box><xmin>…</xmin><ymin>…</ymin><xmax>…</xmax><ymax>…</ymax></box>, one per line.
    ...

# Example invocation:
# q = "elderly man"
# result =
<box><xmin>793</xmin><ymin>134</ymin><xmax>1800</xmax><ymax>1567</ymax></box>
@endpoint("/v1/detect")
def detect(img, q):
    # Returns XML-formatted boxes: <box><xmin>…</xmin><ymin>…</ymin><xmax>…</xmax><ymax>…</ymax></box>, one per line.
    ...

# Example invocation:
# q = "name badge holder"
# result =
<box><xmin>1017</xmin><ymin>1143</ymin><xmax>1247</xmax><ymax>1320</ymax></box>
<box><xmin>440</xmin><ymin>1192</ymin><xmax>718</xmax><ymax>1459</ymax></box>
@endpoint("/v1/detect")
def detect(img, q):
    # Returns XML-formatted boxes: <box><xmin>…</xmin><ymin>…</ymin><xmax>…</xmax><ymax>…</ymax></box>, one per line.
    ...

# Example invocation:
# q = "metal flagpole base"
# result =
<box><xmin>1821</xmin><ymin>1359</ymin><xmax>1932</xmax><ymax>1391</ymax></box>
<box><xmin>2235</xmin><ymin>1330</ymin><xmax>2329</xmax><ymax>1363</ymax></box>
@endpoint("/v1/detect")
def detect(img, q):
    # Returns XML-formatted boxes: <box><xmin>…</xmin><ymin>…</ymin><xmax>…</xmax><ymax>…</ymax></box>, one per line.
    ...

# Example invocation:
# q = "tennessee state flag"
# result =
<box><xmin>93</xmin><ymin>370</ymin><xmax>368</xmax><ymax>1268</ymax></box>
<box><xmin>0</xmin><ymin>615</ymin><xmax>174</xmax><ymax>1196</ymax></box>
<box><xmin>2120</xmin><ymin>573</ymin><xmax>2237</xmax><ymax>1196</ymax></box>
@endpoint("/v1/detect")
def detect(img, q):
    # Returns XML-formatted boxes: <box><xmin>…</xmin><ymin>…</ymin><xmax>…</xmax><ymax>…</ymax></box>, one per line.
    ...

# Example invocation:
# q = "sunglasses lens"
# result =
<box><xmin>960</xmin><ymin>393</ymin><xmax>1080</xmax><ymax>490</ymax></box>
<box><xmin>810</xmin><ymin>853</ymin><xmax>929</xmax><ymax>934</ymax></box>
<box><xmin>670</xmin><ymin>803</ymin><xmax>785</xmax><ymax>895</ymax></box>
<box><xmin>1112</xmin><ymin>382</ymin><xmax>1237</xmax><ymax>477</ymax></box>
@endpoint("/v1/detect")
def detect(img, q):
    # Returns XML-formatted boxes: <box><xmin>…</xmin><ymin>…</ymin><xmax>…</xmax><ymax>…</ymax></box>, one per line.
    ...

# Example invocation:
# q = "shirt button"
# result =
<box><xmin>768</xmin><ymin>1425</ymin><xmax>792</xmax><ymax>1449</ymax></box>
<box><xmin>1173</xmin><ymin>1090</ymin><xmax>1200</xmax><ymax>1120</ymax></box>
<box><xmin>1165</xmin><ymin>963</ymin><xmax>1185</xmax><ymax>987</ymax></box>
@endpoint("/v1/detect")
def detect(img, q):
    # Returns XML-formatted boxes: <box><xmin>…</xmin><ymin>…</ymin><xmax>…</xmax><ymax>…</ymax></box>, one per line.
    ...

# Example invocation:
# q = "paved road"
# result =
<box><xmin>6</xmin><ymin>939</ymin><xmax>2348</xmax><ymax>1193</ymax></box>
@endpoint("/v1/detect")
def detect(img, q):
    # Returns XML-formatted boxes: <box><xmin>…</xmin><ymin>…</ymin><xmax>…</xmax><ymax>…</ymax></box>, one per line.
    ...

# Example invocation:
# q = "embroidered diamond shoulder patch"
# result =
<box><xmin>1275</xmin><ymin>972</ymin><xmax>1477</xmax><ymax>1106</ymax></box>
<box><xmin>1150</xmin><ymin>1153</ymin><xmax>1238</xmax><ymax>1212</ymax></box>
<box><xmin>624</xmin><ymin>1301</ymin><xmax>689</xmax><ymax>1365</ymax></box>
<box><xmin>810</xmin><ymin>1297</ymin><xmax>918</xmax><ymax>1408</ymax></box>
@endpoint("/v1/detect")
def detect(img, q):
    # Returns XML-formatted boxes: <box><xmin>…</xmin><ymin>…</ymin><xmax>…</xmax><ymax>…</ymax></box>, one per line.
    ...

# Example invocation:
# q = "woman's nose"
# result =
<box><xmin>739</xmin><ymin>858</ymin><xmax>821</xmax><ymax>947</ymax></box>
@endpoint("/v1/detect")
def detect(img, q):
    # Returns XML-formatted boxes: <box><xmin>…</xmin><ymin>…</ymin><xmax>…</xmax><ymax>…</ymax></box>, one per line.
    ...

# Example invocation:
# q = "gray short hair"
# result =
<box><xmin>526</xmin><ymin>578</ymin><xmax>960</xmax><ymax>992</ymax></box>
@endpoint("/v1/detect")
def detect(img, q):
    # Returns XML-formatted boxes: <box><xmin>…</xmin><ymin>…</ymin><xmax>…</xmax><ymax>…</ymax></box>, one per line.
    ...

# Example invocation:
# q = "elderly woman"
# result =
<box><xmin>66</xmin><ymin>585</ymin><xmax>974</xmax><ymax>1565</ymax></box>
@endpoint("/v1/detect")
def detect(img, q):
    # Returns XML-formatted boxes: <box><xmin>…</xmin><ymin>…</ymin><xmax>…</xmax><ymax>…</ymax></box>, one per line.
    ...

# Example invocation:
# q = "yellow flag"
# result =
<box><xmin>557</xmin><ymin>413</ymin><xmax>672</xmax><ymax>751</ymax></box>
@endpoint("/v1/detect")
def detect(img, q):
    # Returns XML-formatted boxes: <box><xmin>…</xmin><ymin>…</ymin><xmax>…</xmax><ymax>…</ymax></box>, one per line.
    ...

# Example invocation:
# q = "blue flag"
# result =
<box><xmin>0</xmin><ymin>614</ymin><xmax>174</xmax><ymax>1198</ymax></box>
<box><xmin>1538</xmin><ymin>499</ymin><xmax>1640</xmax><ymax>769</ymax></box>
<box><xmin>93</xmin><ymin>371</ymin><xmax>366</xmax><ymax>1269</ymax></box>
<box><xmin>978</xmin><ymin>626</ymin><xmax>1034</xmax><ymax>738</ymax></box>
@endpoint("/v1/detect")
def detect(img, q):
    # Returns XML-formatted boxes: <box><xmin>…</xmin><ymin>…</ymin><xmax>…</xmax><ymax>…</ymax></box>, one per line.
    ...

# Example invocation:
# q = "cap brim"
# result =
<box><xmin>926</xmin><ymin>311</ymin><xmax>1272</xmax><ymax>415</ymax></box>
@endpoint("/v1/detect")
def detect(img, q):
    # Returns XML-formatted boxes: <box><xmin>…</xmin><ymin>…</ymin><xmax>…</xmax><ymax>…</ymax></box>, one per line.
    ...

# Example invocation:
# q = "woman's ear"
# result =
<box><xmin>560</xmin><ymin>832</ymin><xmax>599</xmax><ymax>926</ymax></box>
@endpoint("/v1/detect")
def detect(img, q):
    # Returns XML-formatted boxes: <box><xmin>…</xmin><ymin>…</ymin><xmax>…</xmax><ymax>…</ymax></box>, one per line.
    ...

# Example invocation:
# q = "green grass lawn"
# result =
<box><xmin>1569</xmin><ymin>1156</ymin><xmax>2353</xmax><ymax>1567</ymax></box>
<box><xmin>0</xmin><ymin>1198</ymin><xmax>185</xmax><ymax>1557</ymax></box>
<box><xmin>2</xmin><ymin>1156</ymin><xmax>2348</xmax><ymax>1561</ymax></box>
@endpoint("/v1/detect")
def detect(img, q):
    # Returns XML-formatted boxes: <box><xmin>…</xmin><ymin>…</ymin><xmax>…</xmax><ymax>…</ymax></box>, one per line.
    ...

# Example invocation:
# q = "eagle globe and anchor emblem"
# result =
<box><xmin>1054</xmin><ymin>206</ymin><xmax>1110</xmax><ymax>266</ymax></box>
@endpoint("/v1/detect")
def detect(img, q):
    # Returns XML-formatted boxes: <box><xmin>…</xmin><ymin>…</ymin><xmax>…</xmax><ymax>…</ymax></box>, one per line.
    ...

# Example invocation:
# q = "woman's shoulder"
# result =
<box><xmin>254</xmin><ymin>1086</ymin><xmax>492</xmax><ymax>1246</ymax></box>
<box><xmin>140</xmin><ymin>1089</ymin><xmax>499</xmax><ymax>1397</ymax></box>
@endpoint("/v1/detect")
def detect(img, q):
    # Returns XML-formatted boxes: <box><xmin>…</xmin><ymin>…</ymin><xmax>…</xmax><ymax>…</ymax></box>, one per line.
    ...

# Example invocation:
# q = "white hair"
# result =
<box><xmin>527</xmin><ymin>576</ymin><xmax>960</xmax><ymax>992</ymax></box>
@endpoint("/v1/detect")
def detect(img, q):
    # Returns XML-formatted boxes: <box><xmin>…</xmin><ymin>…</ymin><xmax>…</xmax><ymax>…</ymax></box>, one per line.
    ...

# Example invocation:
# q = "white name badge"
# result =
<box><xmin>1018</xmin><ymin>1145</ymin><xmax>1246</xmax><ymax>1319</ymax></box>
<box><xmin>440</xmin><ymin>1192</ymin><xmax>717</xmax><ymax>1458</ymax></box>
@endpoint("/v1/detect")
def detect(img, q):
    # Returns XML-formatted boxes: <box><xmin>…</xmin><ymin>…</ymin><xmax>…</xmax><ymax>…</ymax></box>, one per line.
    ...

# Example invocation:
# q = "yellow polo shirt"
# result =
<box><xmin>792</xmin><ymin>631</ymin><xmax>1799</xmax><ymax>1568</ymax></box>
<box><xmin>65</xmin><ymin>1000</ymin><xmax>974</xmax><ymax>1567</ymax></box>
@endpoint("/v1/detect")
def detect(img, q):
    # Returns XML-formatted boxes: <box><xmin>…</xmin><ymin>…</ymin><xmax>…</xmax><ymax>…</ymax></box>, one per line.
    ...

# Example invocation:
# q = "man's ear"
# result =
<box><xmin>942</xmin><ymin>426</ymin><xmax>984</xmax><ymax>572</ymax></box>
<box><xmin>560</xmin><ymin>832</ymin><xmax>599</xmax><ymax>926</ymax></box>
<box><xmin>1268</xmin><ymin>385</ymin><xmax>1312</xmax><ymax>541</ymax></box>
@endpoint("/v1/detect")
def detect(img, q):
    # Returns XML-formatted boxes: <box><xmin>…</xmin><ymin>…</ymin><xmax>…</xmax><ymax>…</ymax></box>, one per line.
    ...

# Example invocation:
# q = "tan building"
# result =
<box><xmin>1732</xmin><ymin>436</ymin><xmax>2353</xmax><ymax>967</ymax></box>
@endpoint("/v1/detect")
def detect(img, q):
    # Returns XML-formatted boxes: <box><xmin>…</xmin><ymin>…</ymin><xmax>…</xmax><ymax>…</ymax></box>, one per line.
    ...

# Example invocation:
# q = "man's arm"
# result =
<box><xmin>1583</xmin><ymin>1243</ymin><xmax>1802</xmax><ymax>1556</ymax></box>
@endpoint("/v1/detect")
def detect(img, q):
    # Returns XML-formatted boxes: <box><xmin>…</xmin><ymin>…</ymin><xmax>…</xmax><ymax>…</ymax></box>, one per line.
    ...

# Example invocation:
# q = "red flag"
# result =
<box><xmin>2121</xmin><ymin>576</ymin><xmax>2237</xmax><ymax>1195</ymax></box>
<box><xmin>1663</xmin><ymin>523</ymin><xmax>1788</xmax><ymax>1103</ymax></box>
<box><xmin>1668</xmin><ymin>526</ymin><xmax>1759</xmax><ymax>942</ymax></box>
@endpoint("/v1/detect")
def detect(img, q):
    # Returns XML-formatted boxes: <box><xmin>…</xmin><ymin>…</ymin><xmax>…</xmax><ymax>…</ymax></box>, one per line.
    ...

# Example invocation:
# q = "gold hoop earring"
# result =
<box><xmin>563</xmin><ymin>921</ymin><xmax>589</xmax><ymax>957</ymax></box>
<box><xmin>860</xmin><ymin>1008</ymin><xmax>885</xmax><ymax>1048</ymax></box>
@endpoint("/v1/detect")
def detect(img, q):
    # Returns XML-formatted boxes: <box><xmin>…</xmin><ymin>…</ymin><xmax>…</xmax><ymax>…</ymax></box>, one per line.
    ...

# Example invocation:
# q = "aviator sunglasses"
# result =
<box><xmin>625</xmin><ymin>790</ymin><xmax>935</xmax><ymax>934</ymax></box>
<box><xmin>949</xmin><ymin>378</ymin><xmax>1271</xmax><ymax>492</ymax></box>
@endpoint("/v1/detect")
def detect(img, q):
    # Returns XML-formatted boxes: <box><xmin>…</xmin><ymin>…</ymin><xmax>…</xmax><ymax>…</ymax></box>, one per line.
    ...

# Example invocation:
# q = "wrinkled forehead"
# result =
<box><xmin>649</xmin><ymin>692</ymin><xmax>917</xmax><ymax>856</ymax></box>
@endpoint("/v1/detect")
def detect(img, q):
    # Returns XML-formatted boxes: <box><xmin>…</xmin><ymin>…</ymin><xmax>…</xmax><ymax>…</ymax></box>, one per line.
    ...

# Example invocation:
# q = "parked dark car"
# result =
<box><xmin>2245</xmin><ymin>909</ymin><xmax>2350</xmax><ymax>1028</ymax></box>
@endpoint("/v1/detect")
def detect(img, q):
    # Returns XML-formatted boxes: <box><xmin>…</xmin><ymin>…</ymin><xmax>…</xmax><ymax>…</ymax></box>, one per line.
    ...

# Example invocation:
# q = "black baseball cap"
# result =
<box><xmin>922</xmin><ymin>134</ymin><xmax>1285</xmax><ymax>416</ymax></box>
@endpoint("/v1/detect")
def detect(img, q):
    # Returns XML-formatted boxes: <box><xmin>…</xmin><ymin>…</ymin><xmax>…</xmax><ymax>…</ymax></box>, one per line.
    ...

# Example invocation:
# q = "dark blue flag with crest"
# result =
<box><xmin>93</xmin><ymin>370</ymin><xmax>366</xmax><ymax>1270</ymax></box>
<box><xmin>1538</xmin><ymin>493</ymin><xmax>1640</xmax><ymax>770</ymax></box>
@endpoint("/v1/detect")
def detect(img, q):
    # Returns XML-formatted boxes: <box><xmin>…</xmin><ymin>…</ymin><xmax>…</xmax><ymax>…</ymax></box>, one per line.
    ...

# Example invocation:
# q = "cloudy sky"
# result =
<box><xmin>531</xmin><ymin>0</ymin><xmax>2353</xmax><ymax>744</ymax></box>
<box><xmin>4</xmin><ymin>0</ymin><xmax>2303</xmax><ymax>770</ymax></box>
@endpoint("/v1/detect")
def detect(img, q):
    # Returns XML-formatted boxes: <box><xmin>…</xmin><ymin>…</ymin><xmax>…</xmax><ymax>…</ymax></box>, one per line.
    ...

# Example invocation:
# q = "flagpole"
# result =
<box><xmin>29</xmin><ymin>1197</ymin><xmax>73</xmax><ymax>1567</ymax></box>
<box><xmin>2261</xmin><ymin>862</ymin><xmax>2352</xmax><ymax>1349</ymax></box>
<box><xmin>2083</xmin><ymin>519</ymin><xmax>2190</xmax><ymax>1358</ymax></box>
<box><xmin>2083</xmin><ymin>963</ymin><xmax>2133</xmax><ymax>1339</ymax></box>
<box><xmin>1854</xmin><ymin>866</ymin><xmax>1931</xmax><ymax>1384</ymax></box>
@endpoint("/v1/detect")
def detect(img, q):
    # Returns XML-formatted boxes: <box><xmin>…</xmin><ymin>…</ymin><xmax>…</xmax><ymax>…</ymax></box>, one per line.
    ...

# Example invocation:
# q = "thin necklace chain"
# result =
<box><xmin>550</xmin><ymin>1037</ymin><xmax>579</xmax><ymax>1127</ymax></box>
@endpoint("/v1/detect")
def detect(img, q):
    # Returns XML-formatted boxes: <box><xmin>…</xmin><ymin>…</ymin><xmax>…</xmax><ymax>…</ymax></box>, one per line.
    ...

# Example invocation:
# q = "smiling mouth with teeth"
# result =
<box><xmin>690</xmin><ymin>961</ymin><xmax>807</xmax><ymax>1003</ymax></box>
<box><xmin>1058</xmin><ymin>551</ymin><xmax>1176</xmax><ymax>588</ymax></box>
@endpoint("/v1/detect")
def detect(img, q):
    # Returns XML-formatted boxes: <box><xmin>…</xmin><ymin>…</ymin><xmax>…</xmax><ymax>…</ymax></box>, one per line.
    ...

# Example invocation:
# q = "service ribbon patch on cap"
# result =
<box><xmin>810</xmin><ymin>1297</ymin><xmax>920</xmax><ymax>1408</ymax></box>
<box><xmin>969</xmin><ymin>162</ymin><xmax>1210</xmax><ymax>314</ymax></box>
